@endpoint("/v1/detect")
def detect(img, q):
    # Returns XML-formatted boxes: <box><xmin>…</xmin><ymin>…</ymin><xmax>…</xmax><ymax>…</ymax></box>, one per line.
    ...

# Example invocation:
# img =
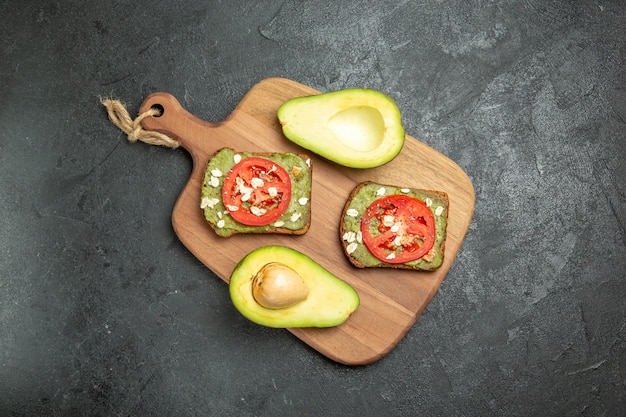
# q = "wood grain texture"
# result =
<box><xmin>138</xmin><ymin>78</ymin><xmax>475</xmax><ymax>365</ymax></box>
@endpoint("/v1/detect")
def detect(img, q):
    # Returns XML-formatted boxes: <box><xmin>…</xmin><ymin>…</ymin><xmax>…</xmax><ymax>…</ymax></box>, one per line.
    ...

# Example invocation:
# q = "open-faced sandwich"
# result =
<box><xmin>201</xmin><ymin>148</ymin><xmax>312</xmax><ymax>237</ymax></box>
<box><xmin>340</xmin><ymin>181</ymin><xmax>448</xmax><ymax>271</ymax></box>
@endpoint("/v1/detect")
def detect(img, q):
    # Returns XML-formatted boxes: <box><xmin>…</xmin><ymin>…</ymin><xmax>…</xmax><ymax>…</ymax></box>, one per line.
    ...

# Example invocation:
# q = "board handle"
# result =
<box><xmin>138</xmin><ymin>92</ymin><xmax>218</xmax><ymax>152</ymax></box>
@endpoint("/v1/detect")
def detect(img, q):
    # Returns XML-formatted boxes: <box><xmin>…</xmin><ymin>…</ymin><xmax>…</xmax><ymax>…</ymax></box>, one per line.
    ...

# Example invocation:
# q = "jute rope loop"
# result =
<box><xmin>101</xmin><ymin>98</ymin><xmax>180</xmax><ymax>149</ymax></box>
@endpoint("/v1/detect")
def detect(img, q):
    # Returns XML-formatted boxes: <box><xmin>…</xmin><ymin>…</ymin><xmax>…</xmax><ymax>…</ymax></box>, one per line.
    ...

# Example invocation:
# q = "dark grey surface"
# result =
<box><xmin>1</xmin><ymin>1</ymin><xmax>625</xmax><ymax>416</ymax></box>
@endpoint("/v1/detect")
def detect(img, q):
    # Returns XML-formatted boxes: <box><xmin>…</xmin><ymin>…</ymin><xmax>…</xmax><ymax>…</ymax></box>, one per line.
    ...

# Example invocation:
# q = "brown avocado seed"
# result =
<box><xmin>251</xmin><ymin>262</ymin><xmax>310</xmax><ymax>309</ymax></box>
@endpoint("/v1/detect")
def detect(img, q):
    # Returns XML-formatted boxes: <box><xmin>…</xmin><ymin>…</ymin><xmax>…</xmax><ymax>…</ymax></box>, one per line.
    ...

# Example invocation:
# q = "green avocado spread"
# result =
<box><xmin>201</xmin><ymin>148</ymin><xmax>312</xmax><ymax>237</ymax></box>
<box><xmin>341</xmin><ymin>182</ymin><xmax>448</xmax><ymax>270</ymax></box>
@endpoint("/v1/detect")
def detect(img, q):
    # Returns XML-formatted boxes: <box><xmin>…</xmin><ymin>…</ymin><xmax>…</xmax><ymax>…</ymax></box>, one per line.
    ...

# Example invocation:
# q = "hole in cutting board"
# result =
<box><xmin>150</xmin><ymin>104</ymin><xmax>164</xmax><ymax>117</ymax></box>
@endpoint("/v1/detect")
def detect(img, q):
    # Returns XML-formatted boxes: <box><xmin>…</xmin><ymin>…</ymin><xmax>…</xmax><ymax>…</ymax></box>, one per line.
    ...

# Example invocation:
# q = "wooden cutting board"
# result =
<box><xmin>139</xmin><ymin>77</ymin><xmax>475</xmax><ymax>365</ymax></box>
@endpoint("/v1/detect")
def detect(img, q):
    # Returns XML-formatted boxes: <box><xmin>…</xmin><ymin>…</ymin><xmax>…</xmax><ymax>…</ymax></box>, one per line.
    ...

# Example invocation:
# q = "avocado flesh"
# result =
<box><xmin>229</xmin><ymin>246</ymin><xmax>360</xmax><ymax>328</ymax></box>
<box><xmin>277</xmin><ymin>89</ymin><xmax>405</xmax><ymax>168</ymax></box>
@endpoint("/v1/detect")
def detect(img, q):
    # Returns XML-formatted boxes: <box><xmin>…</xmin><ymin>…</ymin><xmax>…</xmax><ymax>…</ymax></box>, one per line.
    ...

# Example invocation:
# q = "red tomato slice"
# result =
<box><xmin>221</xmin><ymin>157</ymin><xmax>292</xmax><ymax>226</ymax></box>
<box><xmin>360</xmin><ymin>195</ymin><xmax>436</xmax><ymax>264</ymax></box>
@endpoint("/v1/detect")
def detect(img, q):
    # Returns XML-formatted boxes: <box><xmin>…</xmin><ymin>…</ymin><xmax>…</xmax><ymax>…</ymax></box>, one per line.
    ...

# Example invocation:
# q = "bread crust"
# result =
<box><xmin>339</xmin><ymin>181</ymin><xmax>448</xmax><ymax>271</ymax></box>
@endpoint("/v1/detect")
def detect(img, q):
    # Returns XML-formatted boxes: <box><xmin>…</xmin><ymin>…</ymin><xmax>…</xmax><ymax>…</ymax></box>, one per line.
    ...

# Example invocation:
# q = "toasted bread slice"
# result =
<box><xmin>340</xmin><ymin>181</ymin><xmax>448</xmax><ymax>271</ymax></box>
<box><xmin>201</xmin><ymin>148</ymin><xmax>312</xmax><ymax>237</ymax></box>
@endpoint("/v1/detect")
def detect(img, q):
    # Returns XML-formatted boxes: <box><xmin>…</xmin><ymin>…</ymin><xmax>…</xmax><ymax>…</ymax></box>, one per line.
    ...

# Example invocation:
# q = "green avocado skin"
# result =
<box><xmin>201</xmin><ymin>148</ymin><xmax>312</xmax><ymax>237</ymax></box>
<box><xmin>341</xmin><ymin>182</ymin><xmax>448</xmax><ymax>271</ymax></box>
<box><xmin>229</xmin><ymin>246</ymin><xmax>360</xmax><ymax>328</ymax></box>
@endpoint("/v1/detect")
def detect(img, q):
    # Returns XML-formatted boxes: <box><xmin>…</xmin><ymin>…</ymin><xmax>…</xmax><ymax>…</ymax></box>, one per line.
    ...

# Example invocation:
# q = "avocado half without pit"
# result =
<box><xmin>229</xmin><ymin>246</ymin><xmax>360</xmax><ymax>328</ymax></box>
<box><xmin>277</xmin><ymin>88</ymin><xmax>405</xmax><ymax>168</ymax></box>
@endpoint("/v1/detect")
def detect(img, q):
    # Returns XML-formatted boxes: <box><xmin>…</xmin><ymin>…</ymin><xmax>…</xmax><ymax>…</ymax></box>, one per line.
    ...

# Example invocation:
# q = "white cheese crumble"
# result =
<box><xmin>425</xmin><ymin>197</ymin><xmax>433</xmax><ymax>207</ymax></box>
<box><xmin>346</xmin><ymin>242</ymin><xmax>358</xmax><ymax>254</ymax></box>
<box><xmin>435</xmin><ymin>206</ymin><xmax>444</xmax><ymax>216</ymax></box>
<box><xmin>250</xmin><ymin>177</ymin><xmax>264</xmax><ymax>189</ymax></box>
<box><xmin>298</xmin><ymin>197</ymin><xmax>309</xmax><ymax>206</ymax></box>
<box><xmin>356</xmin><ymin>231</ymin><xmax>363</xmax><ymax>243</ymax></box>
<box><xmin>211</xmin><ymin>169</ymin><xmax>222</xmax><ymax>177</ymax></box>
<box><xmin>401</xmin><ymin>188</ymin><xmax>410</xmax><ymax>193</ymax></box>
<box><xmin>209</xmin><ymin>176</ymin><xmax>220</xmax><ymax>187</ymax></box>
<box><xmin>390</xmin><ymin>223</ymin><xmax>400</xmax><ymax>233</ymax></box>
<box><xmin>383</xmin><ymin>215</ymin><xmax>395</xmax><ymax>227</ymax></box>
<box><xmin>268</xmin><ymin>187</ymin><xmax>278</xmax><ymax>197</ymax></box>
<box><xmin>273</xmin><ymin>220</ymin><xmax>285</xmax><ymax>228</ymax></box>
<box><xmin>290</xmin><ymin>212</ymin><xmax>301</xmax><ymax>222</ymax></box>
<box><xmin>251</xmin><ymin>206</ymin><xmax>267</xmax><ymax>216</ymax></box>
<box><xmin>236</xmin><ymin>177</ymin><xmax>253</xmax><ymax>198</ymax></box>
<box><xmin>235</xmin><ymin>176</ymin><xmax>244</xmax><ymax>187</ymax></box>
<box><xmin>200</xmin><ymin>197</ymin><xmax>219</xmax><ymax>209</ymax></box>
<box><xmin>343</xmin><ymin>231</ymin><xmax>356</xmax><ymax>243</ymax></box>
<box><xmin>386</xmin><ymin>253</ymin><xmax>396</xmax><ymax>260</ymax></box>
<box><xmin>226</xmin><ymin>204</ymin><xmax>239</xmax><ymax>212</ymax></box>
<box><xmin>217</xmin><ymin>219</ymin><xmax>225</xmax><ymax>228</ymax></box>
<box><xmin>376</xmin><ymin>187</ymin><xmax>386</xmax><ymax>196</ymax></box>
<box><xmin>346</xmin><ymin>208</ymin><xmax>359</xmax><ymax>217</ymax></box>
<box><xmin>233</xmin><ymin>154</ymin><xmax>241</xmax><ymax>163</ymax></box>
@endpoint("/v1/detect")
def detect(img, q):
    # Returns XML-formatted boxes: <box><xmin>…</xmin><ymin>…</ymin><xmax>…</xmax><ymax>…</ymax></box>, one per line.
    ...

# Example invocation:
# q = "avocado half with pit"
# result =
<box><xmin>277</xmin><ymin>88</ymin><xmax>405</xmax><ymax>169</ymax></box>
<box><xmin>229</xmin><ymin>246</ymin><xmax>360</xmax><ymax>328</ymax></box>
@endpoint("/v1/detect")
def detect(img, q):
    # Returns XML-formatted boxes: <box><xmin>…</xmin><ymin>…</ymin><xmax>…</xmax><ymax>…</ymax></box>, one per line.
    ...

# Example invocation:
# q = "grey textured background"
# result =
<box><xmin>1</xmin><ymin>1</ymin><xmax>625</xmax><ymax>416</ymax></box>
